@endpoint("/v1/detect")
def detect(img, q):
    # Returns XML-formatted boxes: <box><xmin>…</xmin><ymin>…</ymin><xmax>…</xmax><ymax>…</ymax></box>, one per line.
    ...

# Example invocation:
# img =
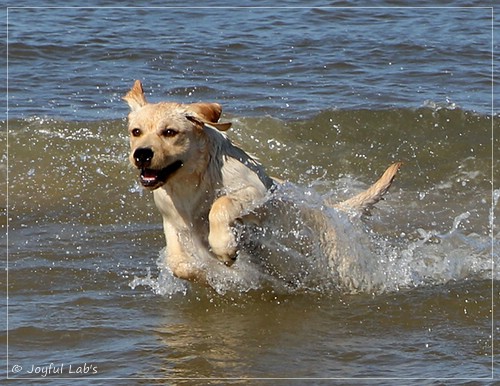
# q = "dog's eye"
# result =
<box><xmin>131</xmin><ymin>128</ymin><xmax>142</xmax><ymax>137</ymax></box>
<box><xmin>161</xmin><ymin>128</ymin><xmax>178</xmax><ymax>137</ymax></box>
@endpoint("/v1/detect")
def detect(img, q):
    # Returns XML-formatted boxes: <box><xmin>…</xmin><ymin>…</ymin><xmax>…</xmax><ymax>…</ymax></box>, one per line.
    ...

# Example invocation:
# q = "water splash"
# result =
<box><xmin>129</xmin><ymin>183</ymin><xmax>495</xmax><ymax>297</ymax></box>
<box><xmin>376</xmin><ymin>209</ymin><xmax>495</xmax><ymax>293</ymax></box>
<box><xmin>129</xmin><ymin>252</ymin><xmax>189</xmax><ymax>297</ymax></box>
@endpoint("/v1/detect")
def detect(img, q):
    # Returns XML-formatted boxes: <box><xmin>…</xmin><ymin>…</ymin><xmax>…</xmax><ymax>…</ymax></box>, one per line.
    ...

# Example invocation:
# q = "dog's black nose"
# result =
<box><xmin>133</xmin><ymin>148</ymin><xmax>154</xmax><ymax>168</ymax></box>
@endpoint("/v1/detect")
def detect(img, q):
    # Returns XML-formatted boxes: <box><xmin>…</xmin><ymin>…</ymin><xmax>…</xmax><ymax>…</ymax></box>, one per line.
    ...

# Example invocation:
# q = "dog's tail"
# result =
<box><xmin>334</xmin><ymin>162</ymin><xmax>402</xmax><ymax>214</ymax></box>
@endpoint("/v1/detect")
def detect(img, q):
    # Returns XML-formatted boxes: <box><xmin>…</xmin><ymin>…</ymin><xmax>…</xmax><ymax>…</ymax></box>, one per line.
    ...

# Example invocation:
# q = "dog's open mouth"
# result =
<box><xmin>139</xmin><ymin>160</ymin><xmax>184</xmax><ymax>188</ymax></box>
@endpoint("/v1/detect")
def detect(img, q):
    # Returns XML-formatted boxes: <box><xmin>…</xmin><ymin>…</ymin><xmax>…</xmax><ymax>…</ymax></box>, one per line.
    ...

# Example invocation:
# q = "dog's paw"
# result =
<box><xmin>209</xmin><ymin>228</ymin><xmax>238</xmax><ymax>266</ymax></box>
<box><xmin>216</xmin><ymin>250</ymin><xmax>238</xmax><ymax>267</ymax></box>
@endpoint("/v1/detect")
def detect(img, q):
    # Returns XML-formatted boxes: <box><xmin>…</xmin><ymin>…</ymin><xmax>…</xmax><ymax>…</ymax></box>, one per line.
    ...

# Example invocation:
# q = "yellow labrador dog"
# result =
<box><xmin>124</xmin><ymin>80</ymin><xmax>401</xmax><ymax>285</ymax></box>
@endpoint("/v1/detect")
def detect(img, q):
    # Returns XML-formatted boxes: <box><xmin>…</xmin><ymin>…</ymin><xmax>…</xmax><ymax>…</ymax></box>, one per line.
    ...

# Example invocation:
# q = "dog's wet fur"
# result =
<box><xmin>124</xmin><ymin>80</ymin><xmax>401</xmax><ymax>285</ymax></box>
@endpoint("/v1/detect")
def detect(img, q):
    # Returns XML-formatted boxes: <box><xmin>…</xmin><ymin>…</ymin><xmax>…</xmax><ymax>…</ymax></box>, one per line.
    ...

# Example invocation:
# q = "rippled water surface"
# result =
<box><xmin>3</xmin><ymin>1</ymin><xmax>499</xmax><ymax>384</ymax></box>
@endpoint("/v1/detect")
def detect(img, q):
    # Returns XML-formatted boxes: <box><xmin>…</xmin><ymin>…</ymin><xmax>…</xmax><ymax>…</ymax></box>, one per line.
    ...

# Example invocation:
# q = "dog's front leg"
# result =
<box><xmin>208</xmin><ymin>187</ymin><xmax>263</xmax><ymax>265</ymax></box>
<box><xmin>163</xmin><ymin>226</ymin><xmax>208</xmax><ymax>283</ymax></box>
<box><xmin>166</xmin><ymin>251</ymin><xmax>206</xmax><ymax>283</ymax></box>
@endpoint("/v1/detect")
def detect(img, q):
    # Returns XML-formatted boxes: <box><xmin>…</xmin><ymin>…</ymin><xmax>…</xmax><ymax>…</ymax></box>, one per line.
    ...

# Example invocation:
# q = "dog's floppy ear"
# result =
<box><xmin>123</xmin><ymin>80</ymin><xmax>147</xmax><ymax>111</ymax></box>
<box><xmin>185</xmin><ymin>113</ymin><xmax>232</xmax><ymax>132</ymax></box>
<box><xmin>186</xmin><ymin>103</ymin><xmax>232</xmax><ymax>131</ymax></box>
<box><xmin>188</xmin><ymin>102</ymin><xmax>222</xmax><ymax>122</ymax></box>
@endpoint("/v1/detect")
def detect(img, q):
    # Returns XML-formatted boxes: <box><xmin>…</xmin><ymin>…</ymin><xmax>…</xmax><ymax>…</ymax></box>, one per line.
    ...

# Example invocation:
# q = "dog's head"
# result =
<box><xmin>123</xmin><ymin>80</ymin><xmax>231</xmax><ymax>190</ymax></box>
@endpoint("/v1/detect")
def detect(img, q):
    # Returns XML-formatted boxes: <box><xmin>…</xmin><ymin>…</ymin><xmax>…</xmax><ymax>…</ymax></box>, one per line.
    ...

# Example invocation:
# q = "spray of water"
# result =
<box><xmin>129</xmin><ymin>184</ymin><xmax>497</xmax><ymax>296</ymax></box>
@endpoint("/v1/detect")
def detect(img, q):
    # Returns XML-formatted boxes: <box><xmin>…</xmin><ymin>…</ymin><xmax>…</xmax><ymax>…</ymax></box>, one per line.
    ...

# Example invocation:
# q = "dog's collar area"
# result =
<box><xmin>139</xmin><ymin>160</ymin><xmax>184</xmax><ymax>188</ymax></box>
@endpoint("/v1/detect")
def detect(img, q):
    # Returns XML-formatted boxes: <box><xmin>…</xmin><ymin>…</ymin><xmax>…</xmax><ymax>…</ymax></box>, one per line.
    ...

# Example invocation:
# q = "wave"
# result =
<box><xmin>5</xmin><ymin>105</ymin><xmax>497</xmax><ymax>295</ymax></box>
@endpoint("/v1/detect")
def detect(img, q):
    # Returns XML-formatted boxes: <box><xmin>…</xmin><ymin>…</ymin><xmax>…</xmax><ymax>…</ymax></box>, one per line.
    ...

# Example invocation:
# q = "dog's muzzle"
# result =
<box><xmin>133</xmin><ymin>148</ymin><xmax>183</xmax><ymax>188</ymax></box>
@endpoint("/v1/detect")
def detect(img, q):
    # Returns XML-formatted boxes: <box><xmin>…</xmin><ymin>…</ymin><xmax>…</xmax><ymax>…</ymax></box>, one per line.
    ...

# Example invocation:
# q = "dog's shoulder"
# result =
<box><xmin>204</xmin><ymin>125</ymin><xmax>274</xmax><ymax>192</ymax></box>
